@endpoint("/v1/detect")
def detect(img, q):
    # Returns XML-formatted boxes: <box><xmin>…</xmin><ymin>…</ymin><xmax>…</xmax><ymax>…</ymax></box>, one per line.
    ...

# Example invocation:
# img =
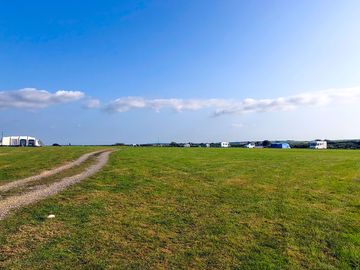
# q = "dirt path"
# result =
<box><xmin>0</xmin><ymin>150</ymin><xmax>113</xmax><ymax>220</ymax></box>
<box><xmin>0</xmin><ymin>149</ymin><xmax>108</xmax><ymax>192</ymax></box>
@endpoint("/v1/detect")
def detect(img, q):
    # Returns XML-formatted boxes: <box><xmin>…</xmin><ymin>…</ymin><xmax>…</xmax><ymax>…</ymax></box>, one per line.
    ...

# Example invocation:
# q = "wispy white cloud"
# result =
<box><xmin>231</xmin><ymin>123</ymin><xmax>245</xmax><ymax>128</ymax></box>
<box><xmin>0</xmin><ymin>88</ymin><xmax>85</xmax><ymax>109</ymax></box>
<box><xmin>83</xmin><ymin>98</ymin><xmax>101</xmax><ymax>109</ymax></box>
<box><xmin>105</xmin><ymin>87</ymin><xmax>360</xmax><ymax>116</ymax></box>
<box><xmin>105</xmin><ymin>97</ymin><xmax>232</xmax><ymax>112</ymax></box>
<box><xmin>3</xmin><ymin>87</ymin><xmax>360</xmax><ymax>115</ymax></box>
<box><xmin>214</xmin><ymin>87</ymin><xmax>360</xmax><ymax>116</ymax></box>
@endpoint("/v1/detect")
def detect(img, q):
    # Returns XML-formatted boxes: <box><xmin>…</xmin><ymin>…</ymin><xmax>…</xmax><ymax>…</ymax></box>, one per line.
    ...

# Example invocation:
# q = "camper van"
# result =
<box><xmin>0</xmin><ymin>136</ymin><xmax>43</xmax><ymax>147</ymax></box>
<box><xmin>309</xmin><ymin>140</ymin><xmax>327</xmax><ymax>149</ymax></box>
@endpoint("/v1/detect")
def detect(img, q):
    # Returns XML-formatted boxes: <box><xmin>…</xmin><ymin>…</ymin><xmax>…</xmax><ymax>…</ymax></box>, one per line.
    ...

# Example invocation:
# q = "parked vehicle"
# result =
<box><xmin>0</xmin><ymin>136</ymin><xmax>43</xmax><ymax>147</ymax></box>
<box><xmin>221</xmin><ymin>142</ymin><xmax>230</xmax><ymax>148</ymax></box>
<box><xmin>309</xmin><ymin>140</ymin><xmax>327</xmax><ymax>149</ymax></box>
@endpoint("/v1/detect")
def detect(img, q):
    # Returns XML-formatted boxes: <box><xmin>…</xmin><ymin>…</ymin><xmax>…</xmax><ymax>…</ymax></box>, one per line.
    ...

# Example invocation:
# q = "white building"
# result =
<box><xmin>220</xmin><ymin>142</ymin><xmax>230</xmax><ymax>148</ymax></box>
<box><xmin>0</xmin><ymin>136</ymin><xmax>43</xmax><ymax>147</ymax></box>
<box><xmin>309</xmin><ymin>140</ymin><xmax>327</xmax><ymax>149</ymax></box>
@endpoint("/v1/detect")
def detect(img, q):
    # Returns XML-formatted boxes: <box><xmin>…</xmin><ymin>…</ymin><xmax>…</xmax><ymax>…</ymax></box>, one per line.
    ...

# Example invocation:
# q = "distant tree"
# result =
<box><xmin>113</xmin><ymin>143</ymin><xmax>125</xmax><ymax>146</ymax></box>
<box><xmin>291</xmin><ymin>142</ymin><xmax>308</xmax><ymax>148</ymax></box>
<box><xmin>169</xmin><ymin>141</ymin><xmax>179</xmax><ymax>147</ymax></box>
<box><xmin>262</xmin><ymin>140</ymin><xmax>271</xmax><ymax>147</ymax></box>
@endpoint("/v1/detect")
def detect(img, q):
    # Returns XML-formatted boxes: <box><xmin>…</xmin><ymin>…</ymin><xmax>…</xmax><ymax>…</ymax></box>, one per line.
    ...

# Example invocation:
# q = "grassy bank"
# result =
<box><xmin>0</xmin><ymin>148</ymin><xmax>359</xmax><ymax>269</ymax></box>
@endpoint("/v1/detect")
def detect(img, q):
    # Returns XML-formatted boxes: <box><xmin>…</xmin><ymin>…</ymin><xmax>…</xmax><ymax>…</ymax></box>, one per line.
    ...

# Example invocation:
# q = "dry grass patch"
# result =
<box><xmin>0</xmin><ymin>220</ymin><xmax>69</xmax><ymax>262</ymax></box>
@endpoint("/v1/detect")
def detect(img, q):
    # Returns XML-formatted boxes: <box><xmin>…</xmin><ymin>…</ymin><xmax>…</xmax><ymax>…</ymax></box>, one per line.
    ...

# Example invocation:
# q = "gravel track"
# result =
<box><xmin>0</xmin><ymin>149</ymin><xmax>108</xmax><ymax>192</ymax></box>
<box><xmin>0</xmin><ymin>150</ymin><xmax>112</xmax><ymax>220</ymax></box>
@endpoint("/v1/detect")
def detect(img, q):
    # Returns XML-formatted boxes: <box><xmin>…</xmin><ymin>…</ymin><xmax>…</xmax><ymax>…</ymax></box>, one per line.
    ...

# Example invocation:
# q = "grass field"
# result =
<box><xmin>0</xmin><ymin>147</ymin><xmax>359</xmax><ymax>269</ymax></box>
<box><xmin>0</xmin><ymin>146</ymin><xmax>107</xmax><ymax>184</ymax></box>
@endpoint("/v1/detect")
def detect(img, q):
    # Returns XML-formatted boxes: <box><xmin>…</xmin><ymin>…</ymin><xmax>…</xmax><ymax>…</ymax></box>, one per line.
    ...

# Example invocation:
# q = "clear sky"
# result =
<box><xmin>1</xmin><ymin>0</ymin><xmax>360</xmax><ymax>144</ymax></box>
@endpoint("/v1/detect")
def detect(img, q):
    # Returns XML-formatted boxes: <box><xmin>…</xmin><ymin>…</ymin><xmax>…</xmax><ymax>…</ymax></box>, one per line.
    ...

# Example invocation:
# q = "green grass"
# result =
<box><xmin>0</xmin><ymin>146</ymin><xmax>108</xmax><ymax>184</ymax></box>
<box><xmin>0</xmin><ymin>154</ymin><xmax>100</xmax><ymax>199</ymax></box>
<box><xmin>0</xmin><ymin>148</ymin><xmax>359</xmax><ymax>269</ymax></box>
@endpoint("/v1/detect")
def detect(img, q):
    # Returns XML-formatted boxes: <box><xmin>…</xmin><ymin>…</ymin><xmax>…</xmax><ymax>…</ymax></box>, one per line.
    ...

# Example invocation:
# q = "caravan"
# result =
<box><xmin>0</xmin><ymin>136</ymin><xmax>43</xmax><ymax>147</ymax></box>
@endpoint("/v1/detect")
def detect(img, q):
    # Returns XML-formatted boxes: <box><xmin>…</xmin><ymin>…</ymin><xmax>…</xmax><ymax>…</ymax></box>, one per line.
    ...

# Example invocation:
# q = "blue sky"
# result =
<box><xmin>1</xmin><ymin>0</ymin><xmax>360</xmax><ymax>144</ymax></box>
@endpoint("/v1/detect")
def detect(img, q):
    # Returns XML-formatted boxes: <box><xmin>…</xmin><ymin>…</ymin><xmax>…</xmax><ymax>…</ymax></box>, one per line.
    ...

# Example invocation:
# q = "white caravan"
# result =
<box><xmin>221</xmin><ymin>142</ymin><xmax>230</xmax><ymax>148</ymax></box>
<box><xmin>0</xmin><ymin>136</ymin><xmax>43</xmax><ymax>147</ymax></box>
<box><xmin>309</xmin><ymin>140</ymin><xmax>327</xmax><ymax>149</ymax></box>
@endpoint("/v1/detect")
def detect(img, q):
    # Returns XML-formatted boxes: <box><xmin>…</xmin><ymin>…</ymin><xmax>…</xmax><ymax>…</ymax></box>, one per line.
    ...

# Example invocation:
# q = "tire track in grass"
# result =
<box><xmin>0</xmin><ymin>155</ymin><xmax>99</xmax><ymax>199</ymax></box>
<box><xmin>0</xmin><ymin>150</ymin><xmax>113</xmax><ymax>220</ymax></box>
<box><xmin>0</xmin><ymin>149</ymin><xmax>109</xmax><ymax>192</ymax></box>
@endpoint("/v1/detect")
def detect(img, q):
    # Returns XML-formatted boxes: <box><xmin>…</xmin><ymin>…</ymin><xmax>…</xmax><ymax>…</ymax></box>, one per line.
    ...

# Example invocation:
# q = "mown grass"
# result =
<box><xmin>0</xmin><ymin>147</ymin><xmax>359</xmax><ymax>269</ymax></box>
<box><xmin>0</xmin><ymin>146</ymin><xmax>107</xmax><ymax>184</ymax></box>
<box><xmin>0</xmin><ymin>154</ymin><xmax>100</xmax><ymax>199</ymax></box>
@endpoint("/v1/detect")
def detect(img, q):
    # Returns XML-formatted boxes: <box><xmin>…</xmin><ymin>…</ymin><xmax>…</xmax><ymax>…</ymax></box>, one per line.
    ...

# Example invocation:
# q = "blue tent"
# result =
<box><xmin>270</xmin><ymin>142</ymin><xmax>291</xmax><ymax>149</ymax></box>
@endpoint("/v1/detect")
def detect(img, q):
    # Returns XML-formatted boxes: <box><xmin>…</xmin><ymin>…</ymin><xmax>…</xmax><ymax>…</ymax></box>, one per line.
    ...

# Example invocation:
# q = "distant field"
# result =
<box><xmin>0</xmin><ymin>148</ymin><xmax>359</xmax><ymax>269</ymax></box>
<box><xmin>0</xmin><ymin>146</ymin><xmax>107</xmax><ymax>184</ymax></box>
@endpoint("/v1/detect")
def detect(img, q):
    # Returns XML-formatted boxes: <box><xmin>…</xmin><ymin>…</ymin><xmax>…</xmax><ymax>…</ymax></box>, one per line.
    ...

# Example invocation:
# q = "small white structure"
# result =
<box><xmin>309</xmin><ymin>140</ymin><xmax>327</xmax><ymax>149</ymax></box>
<box><xmin>206</xmin><ymin>143</ymin><xmax>210</xmax><ymax>148</ymax></box>
<box><xmin>183</xmin><ymin>143</ymin><xmax>191</xmax><ymax>148</ymax></box>
<box><xmin>0</xmin><ymin>136</ymin><xmax>43</xmax><ymax>147</ymax></box>
<box><xmin>220</xmin><ymin>142</ymin><xmax>230</xmax><ymax>148</ymax></box>
<box><xmin>245</xmin><ymin>142</ymin><xmax>255</xmax><ymax>148</ymax></box>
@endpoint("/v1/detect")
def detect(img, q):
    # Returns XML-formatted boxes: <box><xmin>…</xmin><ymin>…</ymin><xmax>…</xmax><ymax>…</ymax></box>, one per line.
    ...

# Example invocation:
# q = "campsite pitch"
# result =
<box><xmin>0</xmin><ymin>147</ymin><xmax>359</xmax><ymax>269</ymax></box>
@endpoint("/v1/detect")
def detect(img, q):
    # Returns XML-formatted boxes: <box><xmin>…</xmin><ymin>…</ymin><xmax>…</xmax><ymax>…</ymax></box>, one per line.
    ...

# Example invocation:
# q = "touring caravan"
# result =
<box><xmin>0</xmin><ymin>136</ymin><xmax>43</xmax><ymax>147</ymax></box>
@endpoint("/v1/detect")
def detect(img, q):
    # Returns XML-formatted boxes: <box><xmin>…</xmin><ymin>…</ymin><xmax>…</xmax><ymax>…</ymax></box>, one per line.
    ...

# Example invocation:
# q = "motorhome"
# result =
<box><xmin>309</xmin><ymin>140</ymin><xmax>327</xmax><ymax>149</ymax></box>
<box><xmin>0</xmin><ymin>136</ymin><xmax>43</xmax><ymax>147</ymax></box>
<box><xmin>221</xmin><ymin>142</ymin><xmax>230</xmax><ymax>148</ymax></box>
